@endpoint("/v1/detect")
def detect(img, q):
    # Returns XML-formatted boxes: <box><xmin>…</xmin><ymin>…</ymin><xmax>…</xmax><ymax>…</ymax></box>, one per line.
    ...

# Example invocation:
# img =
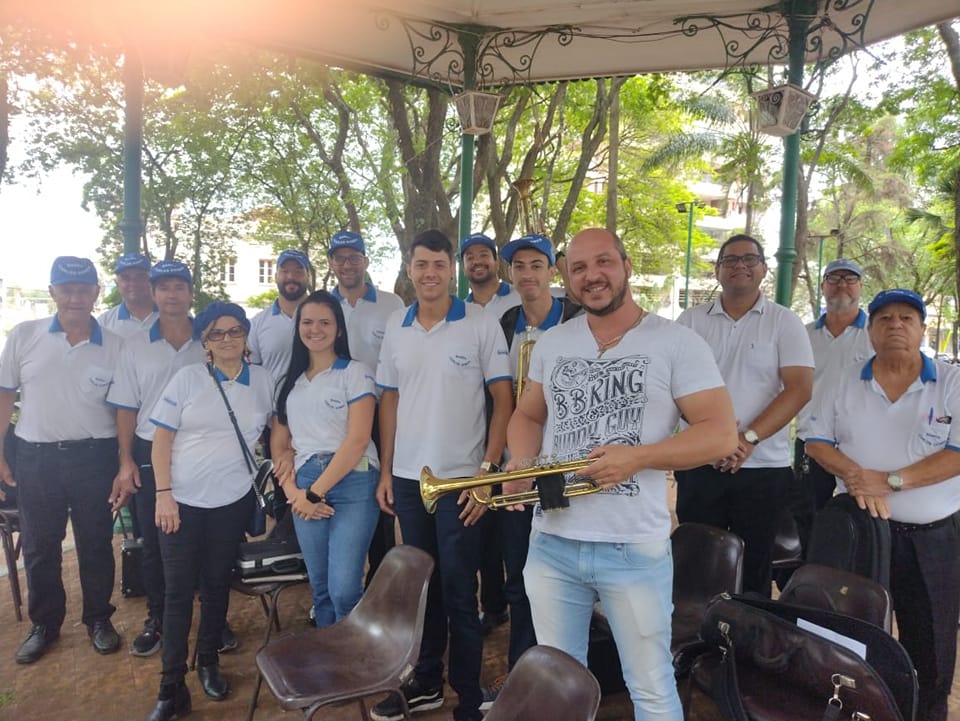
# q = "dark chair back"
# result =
<box><xmin>484</xmin><ymin>646</ymin><xmax>601</xmax><ymax>721</ymax></box>
<box><xmin>671</xmin><ymin>523</ymin><xmax>744</xmax><ymax>652</ymax></box>
<box><xmin>779</xmin><ymin>562</ymin><xmax>892</xmax><ymax>632</ymax></box>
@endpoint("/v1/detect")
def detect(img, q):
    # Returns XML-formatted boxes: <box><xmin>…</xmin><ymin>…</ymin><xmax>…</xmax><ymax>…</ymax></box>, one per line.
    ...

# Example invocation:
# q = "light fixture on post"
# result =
<box><xmin>453</xmin><ymin>90</ymin><xmax>500</xmax><ymax>135</ymax></box>
<box><xmin>751</xmin><ymin>83</ymin><xmax>815</xmax><ymax>137</ymax></box>
<box><xmin>676</xmin><ymin>200</ymin><xmax>704</xmax><ymax>311</ymax></box>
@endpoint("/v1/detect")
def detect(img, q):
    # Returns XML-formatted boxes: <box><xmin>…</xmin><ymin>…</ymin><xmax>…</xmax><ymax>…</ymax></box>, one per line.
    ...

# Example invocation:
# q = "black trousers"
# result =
<box><xmin>479</xmin><ymin>509</ymin><xmax>507</xmax><ymax>616</ymax></box>
<box><xmin>16</xmin><ymin>437</ymin><xmax>118</xmax><ymax>630</ymax></box>
<box><xmin>365</xmin><ymin>410</ymin><xmax>395</xmax><ymax>585</ymax></box>
<box><xmin>890</xmin><ymin>514</ymin><xmax>960</xmax><ymax>721</ymax></box>
<box><xmin>157</xmin><ymin>490</ymin><xmax>252</xmax><ymax>684</ymax></box>
<box><xmin>132</xmin><ymin>437</ymin><xmax>165</xmax><ymax>622</ymax></box>
<box><xmin>498</xmin><ymin>505</ymin><xmax>536</xmax><ymax>669</ymax></box>
<box><xmin>787</xmin><ymin>437</ymin><xmax>837</xmax><ymax>556</ymax></box>
<box><xmin>675</xmin><ymin>465</ymin><xmax>790</xmax><ymax>596</ymax></box>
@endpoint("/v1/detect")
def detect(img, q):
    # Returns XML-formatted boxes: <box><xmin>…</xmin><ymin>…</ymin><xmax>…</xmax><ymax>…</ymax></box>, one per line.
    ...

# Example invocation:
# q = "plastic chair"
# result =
<box><xmin>483</xmin><ymin>646</ymin><xmax>602</xmax><ymax>721</ymax></box>
<box><xmin>0</xmin><ymin>508</ymin><xmax>22</xmax><ymax>622</ymax></box>
<box><xmin>671</xmin><ymin>523</ymin><xmax>744</xmax><ymax>655</ymax></box>
<box><xmin>251</xmin><ymin>544</ymin><xmax>435</xmax><ymax>721</ymax></box>
<box><xmin>779</xmin><ymin>562</ymin><xmax>893</xmax><ymax>633</ymax></box>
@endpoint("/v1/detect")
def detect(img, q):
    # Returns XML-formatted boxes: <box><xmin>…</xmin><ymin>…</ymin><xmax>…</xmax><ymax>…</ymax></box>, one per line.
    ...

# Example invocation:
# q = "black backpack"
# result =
<box><xmin>807</xmin><ymin>493</ymin><xmax>891</xmax><ymax>588</ymax></box>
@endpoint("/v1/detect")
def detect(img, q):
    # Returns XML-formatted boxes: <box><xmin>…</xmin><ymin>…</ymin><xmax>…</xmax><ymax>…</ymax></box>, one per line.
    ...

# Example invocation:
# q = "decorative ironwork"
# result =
<box><xmin>373</xmin><ymin>0</ymin><xmax>875</xmax><ymax>90</ymax></box>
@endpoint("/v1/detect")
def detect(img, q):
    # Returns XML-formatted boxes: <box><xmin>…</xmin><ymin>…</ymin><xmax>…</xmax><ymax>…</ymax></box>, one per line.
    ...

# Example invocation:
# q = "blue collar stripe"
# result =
<box><xmin>49</xmin><ymin>316</ymin><xmax>104</xmax><ymax>345</ymax></box>
<box><xmin>860</xmin><ymin>353</ymin><xmax>937</xmax><ymax>383</ymax></box>
<box><xmin>816</xmin><ymin>308</ymin><xmax>867</xmax><ymax>330</ymax></box>
<box><xmin>118</xmin><ymin>301</ymin><xmax>131</xmax><ymax>320</ymax></box>
<box><xmin>514</xmin><ymin>297</ymin><xmax>564</xmax><ymax>334</ymax></box>
<box><xmin>149</xmin><ymin>320</ymin><xmax>163</xmax><ymax>342</ymax></box>
<box><xmin>270</xmin><ymin>299</ymin><xmax>282</xmax><ymax>316</ymax></box>
<box><xmin>402</xmin><ymin>296</ymin><xmax>466</xmax><ymax>327</ymax></box>
<box><xmin>333</xmin><ymin>357</ymin><xmax>350</xmax><ymax>369</ymax></box>
<box><xmin>496</xmin><ymin>281</ymin><xmax>511</xmax><ymax>297</ymax></box>
<box><xmin>213</xmin><ymin>361</ymin><xmax>252</xmax><ymax>386</ymax></box>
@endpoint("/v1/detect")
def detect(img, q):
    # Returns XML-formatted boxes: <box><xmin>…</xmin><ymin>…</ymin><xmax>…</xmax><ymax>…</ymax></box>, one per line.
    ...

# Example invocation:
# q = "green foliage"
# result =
<box><xmin>245</xmin><ymin>288</ymin><xmax>279</xmax><ymax>309</ymax></box>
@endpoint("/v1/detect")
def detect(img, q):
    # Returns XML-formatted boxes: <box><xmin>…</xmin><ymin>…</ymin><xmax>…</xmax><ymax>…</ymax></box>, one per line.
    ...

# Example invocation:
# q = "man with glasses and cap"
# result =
<box><xmin>0</xmin><ymin>256</ymin><xmax>124</xmax><ymax>664</ymax></box>
<box><xmin>107</xmin><ymin>260</ymin><xmax>207</xmax><ymax>657</ymax></box>
<box><xmin>806</xmin><ymin>289</ymin><xmax>960</xmax><ymax>721</ymax></box>
<box><xmin>248</xmin><ymin>248</ymin><xmax>313</xmax><ymax>386</ymax></box>
<box><xmin>99</xmin><ymin>252</ymin><xmax>158</xmax><ymax>338</ymax></box>
<box><xmin>790</xmin><ymin>258</ymin><xmax>873</xmax><ymax>557</ymax></box>
<box><xmin>676</xmin><ymin>234</ymin><xmax>814</xmax><ymax>596</ymax></box>
<box><xmin>327</xmin><ymin>230</ymin><xmax>404</xmax><ymax>581</ymax></box>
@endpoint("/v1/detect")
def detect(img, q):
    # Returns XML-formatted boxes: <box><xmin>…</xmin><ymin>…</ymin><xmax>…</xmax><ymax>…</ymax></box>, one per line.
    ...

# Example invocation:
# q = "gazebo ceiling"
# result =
<box><xmin>6</xmin><ymin>1</ymin><xmax>959</xmax><ymax>87</ymax></box>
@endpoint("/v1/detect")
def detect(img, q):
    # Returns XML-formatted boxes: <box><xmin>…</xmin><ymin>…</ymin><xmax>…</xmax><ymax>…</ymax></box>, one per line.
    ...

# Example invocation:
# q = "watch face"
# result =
<box><xmin>744</xmin><ymin>430</ymin><xmax>759</xmax><ymax>445</ymax></box>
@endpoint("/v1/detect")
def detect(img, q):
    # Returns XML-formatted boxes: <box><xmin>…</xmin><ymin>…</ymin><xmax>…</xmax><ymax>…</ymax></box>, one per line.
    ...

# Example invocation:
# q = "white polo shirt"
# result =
<box><xmin>284</xmin><ymin>357</ymin><xmax>379</xmax><ymax>472</ymax></box>
<box><xmin>248</xmin><ymin>299</ymin><xmax>296</xmax><ymax>386</ymax></box>
<box><xmin>466</xmin><ymin>281</ymin><xmax>522</xmax><ymax>318</ymax></box>
<box><xmin>376</xmin><ymin>296</ymin><xmax>511</xmax><ymax>480</ymax></box>
<box><xmin>149</xmin><ymin>362</ymin><xmax>273</xmax><ymax>509</ymax></box>
<box><xmin>332</xmin><ymin>283</ymin><xmax>405</xmax><ymax>372</ymax></box>
<box><xmin>0</xmin><ymin>316</ymin><xmax>121</xmax><ymax>442</ymax></box>
<box><xmin>529</xmin><ymin>313</ymin><xmax>726</xmax><ymax>543</ymax></box>
<box><xmin>98</xmin><ymin>302</ymin><xmax>159</xmax><ymax>339</ymax></box>
<box><xmin>796</xmin><ymin>309</ymin><xmax>873</xmax><ymax>438</ymax></box>
<box><xmin>107</xmin><ymin>320</ymin><xmax>206</xmax><ymax>441</ymax></box>
<box><xmin>677</xmin><ymin>294</ymin><xmax>814</xmax><ymax>467</ymax></box>
<box><xmin>806</xmin><ymin>355</ymin><xmax>960</xmax><ymax>524</ymax></box>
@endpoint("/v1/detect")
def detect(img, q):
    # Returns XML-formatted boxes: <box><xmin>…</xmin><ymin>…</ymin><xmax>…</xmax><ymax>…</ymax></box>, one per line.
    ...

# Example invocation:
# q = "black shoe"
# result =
<box><xmin>131</xmin><ymin>616</ymin><xmax>162</xmax><ymax>657</ymax></box>
<box><xmin>218</xmin><ymin>623</ymin><xmax>237</xmax><ymax>653</ymax></box>
<box><xmin>145</xmin><ymin>684</ymin><xmax>191</xmax><ymax>721</ymax></box>
<box><xmin>15</xmin><ymin>624</ymin><xmax>59</xmax><ymax>664</ymax></box>
<box><xmin>370</xmin><ymin>678</ymin><xmax>443</xmax><ymax>721</ymax></box>
<box><xmin>480</xmin><ymin>609</ymin><xmax>509</xmax><ymax>636</ymax></box>
<box><xmin>88</xmin><ymin>618</ymin><xmax>121</xmax><ymax>654</ymax></box>
<box><xmin>197</xmin><ymin>663</ymin><xmax>230</xmax><ymax>701</ymax></box>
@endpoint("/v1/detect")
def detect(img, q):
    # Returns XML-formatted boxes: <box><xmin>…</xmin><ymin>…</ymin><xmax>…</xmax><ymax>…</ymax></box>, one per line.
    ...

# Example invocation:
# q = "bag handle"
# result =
<box><xmin>207</xmin><ymin>362</ymin><xmax>266</xmax><ymax>510</ymax></box>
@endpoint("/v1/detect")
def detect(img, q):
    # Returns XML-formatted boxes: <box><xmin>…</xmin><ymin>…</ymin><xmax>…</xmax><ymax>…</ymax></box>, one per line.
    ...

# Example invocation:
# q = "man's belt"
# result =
<box><xmin>889</xmin><ymin>514</ymin><xmax>957</xmax><ymax>534</ymax></box>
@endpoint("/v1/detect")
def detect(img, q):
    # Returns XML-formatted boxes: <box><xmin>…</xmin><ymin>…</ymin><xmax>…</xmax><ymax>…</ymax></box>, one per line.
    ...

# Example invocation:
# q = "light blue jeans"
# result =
<box><xmin>292</xmin><ymin>454</ymin><xmax>379</xmax><ymax>627</ymax></box>
<box><xmin>524</xmin><ymin>529</ymin><xmax>682</xmax><ymax>721</ymax></box>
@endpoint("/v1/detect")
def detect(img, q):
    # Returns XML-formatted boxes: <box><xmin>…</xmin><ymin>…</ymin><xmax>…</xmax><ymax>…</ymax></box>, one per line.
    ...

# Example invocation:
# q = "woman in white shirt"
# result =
<box><xmin>272</xmin><ymin>290</ymin><xmax>380</xmax><ymax>626</ymax></box>
<box><xmin>145</xmin><ymin>302</ymin><xmax>273</xmax><ymax>721</ymax></box>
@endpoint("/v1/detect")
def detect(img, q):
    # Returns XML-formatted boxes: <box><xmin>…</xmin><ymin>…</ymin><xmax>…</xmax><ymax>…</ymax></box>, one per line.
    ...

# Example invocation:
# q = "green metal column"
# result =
<box><xmin>456</xmin><ymin>31</ymin><xmax>480</xmax><ymax>299</ymax></box>
<box><xmin>684</xmin><ymin>203</ymin><xmax>695</xmax><ymax>309</ymax></box>
<box><xmin>119</xmin><ymin>50</ymin><xmax>144</xmax><ymax>255</ymax></box>
<box><xmin>774</xmin><ymin>1</ymin><xmax>815</xmax><ymax>306</ymax></box>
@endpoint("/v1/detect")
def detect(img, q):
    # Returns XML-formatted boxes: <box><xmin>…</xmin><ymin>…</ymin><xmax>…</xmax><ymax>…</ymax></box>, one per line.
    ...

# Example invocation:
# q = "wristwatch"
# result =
<box><xmin>305</xmin><ymin>488</ymin><xmax>325</xmax><ymax>504</ymax></box>
<box><xmin>886</xmin><ymin>473</ymin><xmax>904</xmax><ymax>492</ymax></box>
<box><xmin>480</xmin><ymin>461</ymin><xmax>501</xmax><ymax>473</ymax></box>
<box><xmin>743</xmin><ymin>429</ymin><xmax>760</xmax><ymax>446</ymax></box>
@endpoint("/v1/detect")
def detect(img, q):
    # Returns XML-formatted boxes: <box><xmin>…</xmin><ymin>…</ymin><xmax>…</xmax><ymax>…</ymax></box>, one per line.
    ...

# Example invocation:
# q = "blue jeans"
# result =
<box><xmin>524</xmin><ymin>529</ymin><xmax>681</xmax><ymax>721</ymax></box>
<box><xmin>393</xmin><ymin>476</ymin><xmax>483</xmax><ymax>721</ymax></box>
<box><xmin>293</xmin><ymin>455</ymin><xmax>379</xmax><ymax>627</ymax></box>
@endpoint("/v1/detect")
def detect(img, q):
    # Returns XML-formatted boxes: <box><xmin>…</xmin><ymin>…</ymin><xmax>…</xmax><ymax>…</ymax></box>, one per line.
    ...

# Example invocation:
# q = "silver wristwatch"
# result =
<box><xmin>886</xmin><ymin>473</ymin><xmax>904</xmax><ymax>492</ymax></box>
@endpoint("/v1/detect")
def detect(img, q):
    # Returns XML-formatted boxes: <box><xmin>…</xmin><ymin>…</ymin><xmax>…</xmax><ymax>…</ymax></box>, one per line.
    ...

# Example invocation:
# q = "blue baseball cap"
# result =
<box><xmin>193</xmin><ymin>301</ymin><xmax>251</xmax><ymax>340</ymax></box>
<box><xmin>50</xmin><ymin>256</ymin><xmax>99</xmax><ymax>286</ymax></box>
<box><xmin>149</xmin><ymin>260</ymin><xmax>192</xmax><ymax>285</ymax></box>
<box><xmin>114</xmin><ymin>253</ymin><xmax>151</xmax><ymax>273</ymax></box>
<box><xmin>501</xmin><ymin>234</ymin><xmax>556</xmax><ymax>265</ymax></box>
<box><xmin>823</xmin><ymin>258</ymin><xmax>863</xmax><ymax>278</ymax></box>
<box><xmin>868</xmin><ymin>289</ymin><xmax>926</xmax><ymax>322</ymax></box>
<box><xmin>328</xmin><ymin>231</ymin><xmax>366</xmax><ymax>257</ymax></box>
<box><xmin>460</xmin><ymin>233</ymin><xmax>497</xmax><ymax>259</ymax></box>
<box><xmin>276</xmin><ymin>249</ymin><xmax>312</xmax><ymax>270</ymax></box>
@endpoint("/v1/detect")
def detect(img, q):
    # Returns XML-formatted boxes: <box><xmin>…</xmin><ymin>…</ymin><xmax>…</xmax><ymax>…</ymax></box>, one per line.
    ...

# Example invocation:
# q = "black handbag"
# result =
<box><xmin>207</xmin><ymin>363</ymin><xmax>281</xmax><ymax>536</ymax></box>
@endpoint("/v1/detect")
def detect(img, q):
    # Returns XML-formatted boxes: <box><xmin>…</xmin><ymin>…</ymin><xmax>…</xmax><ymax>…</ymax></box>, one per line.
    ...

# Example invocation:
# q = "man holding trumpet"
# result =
<box><xmin>504</xmin><ymin>228</ymin><xmax>737</xmax><ymax>721</ymax></box>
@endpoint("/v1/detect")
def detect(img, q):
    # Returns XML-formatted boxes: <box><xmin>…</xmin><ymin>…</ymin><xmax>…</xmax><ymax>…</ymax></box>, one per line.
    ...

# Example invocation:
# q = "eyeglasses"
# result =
<box><xmin>717</xmin><ymin>254</ymin><xmax>764</xmax><ymax>268</ymax></box>
<box><xmin>823</xmin><ymin>274</ymin><xmax>861</xmax><ymax>285</ymax></box>
<box><xmin>205</xmin><ymin>325</ymin><xmax>246</xmax><ymax>342</ymax></box>
<box><xmin>330</xmin><ymin>254</ymin><xmax>365</xmax><ymax>267</ymax></box>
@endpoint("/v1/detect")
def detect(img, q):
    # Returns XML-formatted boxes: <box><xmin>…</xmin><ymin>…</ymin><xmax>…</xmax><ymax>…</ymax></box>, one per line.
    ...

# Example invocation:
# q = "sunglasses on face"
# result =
<box><xmin>206</xmin><ymin>325</ymin><xmax>245</xmax><ymax>342</ymax></box>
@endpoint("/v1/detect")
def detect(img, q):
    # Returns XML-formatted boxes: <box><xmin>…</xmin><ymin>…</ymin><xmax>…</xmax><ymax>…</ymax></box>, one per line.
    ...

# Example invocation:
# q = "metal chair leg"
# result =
<box><xmin>0</xmin><ymin>520</ymin><xmax>21</xmax><ymax>622</ymax></box>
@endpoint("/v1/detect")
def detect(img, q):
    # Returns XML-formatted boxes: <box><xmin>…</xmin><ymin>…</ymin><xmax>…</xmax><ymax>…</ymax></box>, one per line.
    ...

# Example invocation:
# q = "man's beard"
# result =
<box><xmin>583</xmin><ymin>280</ymin><xmax>628</xmax><ymax>317</ymax></box>
<box><xmin>279</xmin><ymin>282</ymin><xmax>307</xmax><ymax>302</ymax></box>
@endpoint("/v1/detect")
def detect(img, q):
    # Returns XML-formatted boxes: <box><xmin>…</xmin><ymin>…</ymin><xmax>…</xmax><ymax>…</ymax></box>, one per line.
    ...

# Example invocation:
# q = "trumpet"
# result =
<box><xmin>420</xmin><ymin>458</ymin><xmax>600</xmax><ymax>513</ymax></box>
<box><xmin>515</xmin><ymin>337</ymin><xmax>536</xmax><ymax>405</ymax></box>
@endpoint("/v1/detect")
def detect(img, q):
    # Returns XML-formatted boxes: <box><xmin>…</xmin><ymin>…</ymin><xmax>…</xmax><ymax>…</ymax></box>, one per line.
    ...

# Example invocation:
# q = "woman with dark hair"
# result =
<box><xmin>271</xmin><ymin>290</ymin><xmax>380</xmax><ymax>626</ymax></box>
<box><xmin>144</xmin><ymin>302</ymin><xmax>273</xmax><ymax>721</ymax></box>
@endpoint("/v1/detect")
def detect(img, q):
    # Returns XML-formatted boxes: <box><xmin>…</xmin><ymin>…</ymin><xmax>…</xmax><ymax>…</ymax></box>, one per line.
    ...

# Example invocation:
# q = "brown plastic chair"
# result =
<box><xmin>779</xmin><ymin>562</ymin><xmax>893</xmax><ymax>632</ymax></box>
<box><xmin>0</xmin><ymin>508</ymin><xmax>22</xmax><ymax>622</ymax></box>
<box><xmin>483</xmin><ymin>645</ymin><xmax>601</xmax><ymax>721</ymax></box>
<box><xmin>671</xmin><ymin>523</ymin><xmax>744</xmax><ymax>655</ymax></box>
<box><xmin>251</xmin><ymin>544</ymin><xmax>435</xmax><ymax>721</ymax></box>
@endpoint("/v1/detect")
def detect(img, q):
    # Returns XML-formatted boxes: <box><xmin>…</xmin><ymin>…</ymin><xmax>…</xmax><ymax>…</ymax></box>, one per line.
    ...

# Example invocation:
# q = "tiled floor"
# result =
<box><xmin>1</xmin><ymin>528</ymin><xmax>959</xmax><ymax>721</ymax></box>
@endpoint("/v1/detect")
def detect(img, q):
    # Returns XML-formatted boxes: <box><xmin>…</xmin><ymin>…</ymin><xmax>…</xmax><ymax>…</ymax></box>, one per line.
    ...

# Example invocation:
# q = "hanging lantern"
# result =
<box><xmin>751</xmin><ymin>83</ymin><xmax>815</xmax><ymax>137</ymax></box>
<box><xmin>453</xmin><ymin>90</ymin><xmax>500</xmax><ymax>135</ymax></box>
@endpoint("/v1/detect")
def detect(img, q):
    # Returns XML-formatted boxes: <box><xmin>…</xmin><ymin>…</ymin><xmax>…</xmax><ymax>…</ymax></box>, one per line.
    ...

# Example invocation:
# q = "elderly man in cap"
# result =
<box><xmin>806</xmin><ymin>289</ymin><xmax>960</xmax><ymax>721</ymax></box>
<box><xmin>99</xmin><ymin>252</ymin><xmax>158</xmax><ymax>338</ymax></box>
<box><xmin>107</xmin><ymin>260</ymin><xmax>206</xmax><ymax>657</ymax></box>
<box><xmin>789</xmin><ymin>259</ymin><xmax>874</xmax><ymax>557</ymax></box>
<box><xmin>326</xmin><ymin>230</ymin><xmax>404</xmax><ymax>581</ymax></box>
<box><xmin>0</xmin><ymin>256</ymin><xmax>124</xmax><ymax>663</ymax></box>
<box><xmin>248</xmin><ymin>248</ymin><xmax>313</xmax><ymax>385</ymax></box>
<box><xmin>462</xmin><ymin>233</ymin><xmax>521</xmax><ymax>317</ymax></box>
